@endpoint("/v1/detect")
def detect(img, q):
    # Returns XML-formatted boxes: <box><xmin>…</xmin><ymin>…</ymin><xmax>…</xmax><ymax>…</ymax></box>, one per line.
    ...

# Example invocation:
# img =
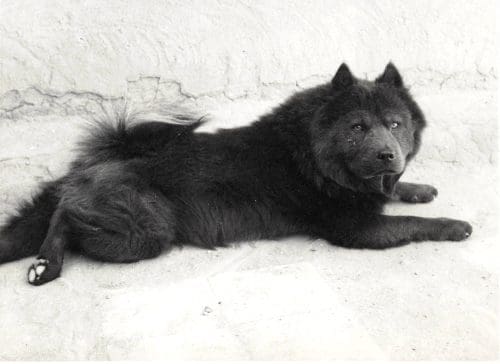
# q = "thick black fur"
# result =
<box><xmin>0</xmin><ymin>63</ymin><xmax>472</xmax><ymax>285</ymax></box>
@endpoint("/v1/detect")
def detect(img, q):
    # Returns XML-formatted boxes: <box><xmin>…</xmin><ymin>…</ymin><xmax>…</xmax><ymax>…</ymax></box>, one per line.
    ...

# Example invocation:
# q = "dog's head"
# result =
<box><xmin>311</xmin><ymin>63</ymin><xmax>426</xmax><ymax>194</ymax></box>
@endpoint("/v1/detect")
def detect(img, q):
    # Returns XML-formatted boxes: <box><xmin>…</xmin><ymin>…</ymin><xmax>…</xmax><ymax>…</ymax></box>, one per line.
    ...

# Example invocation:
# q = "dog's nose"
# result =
<box><xmin>377</xmin><ymin>151</ymin><xmax>395</xmax><ymax>161</ymax></box>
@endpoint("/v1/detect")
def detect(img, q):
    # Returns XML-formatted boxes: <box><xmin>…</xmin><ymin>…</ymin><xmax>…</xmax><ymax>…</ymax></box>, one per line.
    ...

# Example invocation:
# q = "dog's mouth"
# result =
<box><xmin>346</xmin><ymin>157</ymin><xmax>405</xmax><ymax>181</ymax></box>
<box><xmin>359</xmin><ymin>169</ymin><xmax>399</xmax><ymax>179</ymax></box>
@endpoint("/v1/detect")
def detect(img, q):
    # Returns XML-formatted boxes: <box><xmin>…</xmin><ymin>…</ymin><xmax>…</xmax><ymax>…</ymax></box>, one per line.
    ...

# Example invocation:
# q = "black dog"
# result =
<box><xmin>0</xmin><ymin>63</ymin><xmax>472</xmax><ymax>285</ymax></box>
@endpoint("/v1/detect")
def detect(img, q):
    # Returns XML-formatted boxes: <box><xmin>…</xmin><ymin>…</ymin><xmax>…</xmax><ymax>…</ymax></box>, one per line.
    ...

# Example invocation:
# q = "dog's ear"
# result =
<box><xmin>376</xmin><ymin>63</ymin><xmax>404</xmax><ymax>88</ymax></box>
<box><xmin>331</xmin><ymin>63</ymin><xmax>355</xmax><ymax>90</ymax></box>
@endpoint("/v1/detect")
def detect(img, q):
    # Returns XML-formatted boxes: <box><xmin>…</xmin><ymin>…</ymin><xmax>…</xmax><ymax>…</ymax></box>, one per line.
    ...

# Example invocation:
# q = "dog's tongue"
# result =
<box><xmin>363</xmin><ymin>176</ymin><xmax>385</xmax><ymax>194</ymax></box>
<box><xmin>362</xmin><ymin>174</ymin><xmax>399</xmax><ymax>196</ymax></box>
<box><xmin>381</xmin><ymin>176</ymin><xmax>395</xmax><ymax>195</ymax></box>
<box><xmin>382</xmin><ymin>173</ymin><xmax>403</xmax><ymax>196</ymax></box>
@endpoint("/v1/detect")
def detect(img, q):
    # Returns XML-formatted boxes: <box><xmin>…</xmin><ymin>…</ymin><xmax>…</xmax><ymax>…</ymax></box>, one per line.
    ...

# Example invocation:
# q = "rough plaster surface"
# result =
<box><xmin>0</xmin><ymin>0</ymin><xmax>497</xmax><ymax>118</ymax></box>
<box><xmin>0</xmin><ymin>0</ymin><xmax>498</xmax><ymax>361</ymax></box>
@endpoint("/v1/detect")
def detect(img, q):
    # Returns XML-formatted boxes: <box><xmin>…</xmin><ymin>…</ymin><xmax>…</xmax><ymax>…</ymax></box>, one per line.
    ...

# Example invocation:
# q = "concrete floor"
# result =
<box><xmin>0</xmin><ymin>90</ymin><xmax>498</xmax><ymax>360</ymax></box>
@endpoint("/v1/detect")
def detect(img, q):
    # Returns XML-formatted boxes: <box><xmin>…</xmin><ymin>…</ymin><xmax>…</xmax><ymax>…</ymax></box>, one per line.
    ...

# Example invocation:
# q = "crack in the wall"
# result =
<box><xmin>0</xmin><ymin>86</ymin><xmax>126</xmax><ymax>120</ymax></box>
<box><xmin>2</xmin><ymin>100</ymin><xmax>35</xmax><ymax>113</ymax></box>
<box><xmin>0</xmin><ymin>68</ymin><xmax>496</xmax><ymax>120</ymax></box>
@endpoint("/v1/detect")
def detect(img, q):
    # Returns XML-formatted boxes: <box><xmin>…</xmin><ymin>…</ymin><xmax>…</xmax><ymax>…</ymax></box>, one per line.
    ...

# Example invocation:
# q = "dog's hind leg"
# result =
<box><xmin>27</xmin><ymin>207</ymin><xmax>69</xmax><ymax>286</ymax></box>
<box><xmin>74</xmin><ymin>187</ymin><xmax>176</xmax><ymax>264</ymax></box>
<box><xmin>0</xmin><ymin>180</ymin><xmax>61</xmax><ymax>264</ymax></box>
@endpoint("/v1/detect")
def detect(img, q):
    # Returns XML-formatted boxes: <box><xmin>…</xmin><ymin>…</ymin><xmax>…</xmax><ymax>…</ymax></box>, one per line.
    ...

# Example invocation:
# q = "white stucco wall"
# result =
<box><xmin>0</xmin><ymin>0</ymin><xmax>496</xmax><ymax>115</ymax></box>
<box><xmin>0</xmin><ymin>1</ymin><xmax>498</xmax><ymax>360</ymax></box>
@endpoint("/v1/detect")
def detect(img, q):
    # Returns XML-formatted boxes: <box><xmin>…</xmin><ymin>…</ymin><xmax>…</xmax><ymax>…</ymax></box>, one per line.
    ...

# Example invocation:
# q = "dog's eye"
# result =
<box><xmin>352</xmin><ymin>124</ymin><xmax>364</xmax><ymax>131</ymax></box>
<box><xmin>390</xmin><ymin>122</ymin><xmax>400</xmax><ymax>129</ymax></box>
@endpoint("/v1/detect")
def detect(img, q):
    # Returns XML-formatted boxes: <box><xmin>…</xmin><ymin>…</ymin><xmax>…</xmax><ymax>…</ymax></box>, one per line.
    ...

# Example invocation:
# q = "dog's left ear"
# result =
<box><xmin>376</xmin><ymin>63</ymin><xmax>404</xmax><ymax>88</ymax></box>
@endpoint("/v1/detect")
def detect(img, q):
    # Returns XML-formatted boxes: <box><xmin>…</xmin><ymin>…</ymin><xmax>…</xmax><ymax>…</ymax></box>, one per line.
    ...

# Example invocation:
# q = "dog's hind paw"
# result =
<box><xmin>27</xmin><ymin>258</ymin><xmax>60</xmax><ymax>286</ymax></box>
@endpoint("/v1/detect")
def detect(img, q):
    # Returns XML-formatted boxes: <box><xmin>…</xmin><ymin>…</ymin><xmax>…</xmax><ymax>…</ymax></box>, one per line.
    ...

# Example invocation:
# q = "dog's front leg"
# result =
<box><xmin>315</xmin><ymin>214</ymin><xmax>472</xmax><ymax>249</ymax></box>
<box><xmin>393</xmin><ymin>182</ymin><xmax>438</xmax><ymax>203</ymax></box>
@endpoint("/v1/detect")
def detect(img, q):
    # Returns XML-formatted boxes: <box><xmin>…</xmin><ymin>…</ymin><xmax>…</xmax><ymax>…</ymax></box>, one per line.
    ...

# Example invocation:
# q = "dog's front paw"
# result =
<box><xmin>27</xmin><ymin>258</ymin><xmax>60</xmax><ymax>286</ymax></box>
<box><xmin>400</xmin><ymin>184</ymin><xmax>438</xmax><ymax>203</ymax></box>
<box><xmin>435</xmin><ymin>218</ymin><xmax>472</xmax><ymax>241</ymax></box>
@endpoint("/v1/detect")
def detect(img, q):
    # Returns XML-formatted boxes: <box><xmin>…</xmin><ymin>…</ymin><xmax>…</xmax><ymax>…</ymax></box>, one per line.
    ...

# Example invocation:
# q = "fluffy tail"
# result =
<box><xmin>0</xmin><ymin>180</ymin><xmax>61</xmax><ymax>263</ymax></box>
<box><xmin>77</xmin><ymin>106</ymin><xmax>206</xmax><ymax>165</ymax></box>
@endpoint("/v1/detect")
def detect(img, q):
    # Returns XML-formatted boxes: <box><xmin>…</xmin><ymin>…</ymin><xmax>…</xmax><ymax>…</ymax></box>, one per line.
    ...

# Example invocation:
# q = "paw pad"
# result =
<box><xmin>27</xmin><ymin>258</ymin><xmax>49</xmax><ymax>285</ymax></box>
